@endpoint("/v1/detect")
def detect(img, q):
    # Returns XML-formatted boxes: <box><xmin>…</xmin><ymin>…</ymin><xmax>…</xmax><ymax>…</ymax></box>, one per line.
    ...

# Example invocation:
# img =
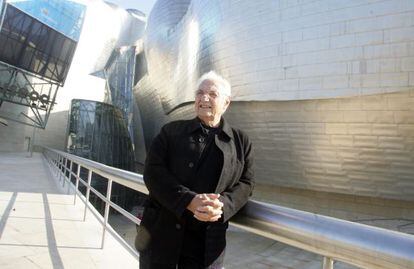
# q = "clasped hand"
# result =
<box><xmin>187</xmin><ymin>193</ymin><xmax>223</xmax><ymax>222</ymax></box>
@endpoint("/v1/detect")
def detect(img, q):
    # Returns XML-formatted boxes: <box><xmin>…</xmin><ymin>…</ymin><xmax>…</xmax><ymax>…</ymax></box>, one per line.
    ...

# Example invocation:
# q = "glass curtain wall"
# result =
<box><xmin>67</xmin><ymin>99</ymin><xmax>135</xmax><ymax>210</ymax></box>
<box><xmin>68</xmin><ymin>99</ymin><xmax>134</xmax><ymax>170</ymax></box>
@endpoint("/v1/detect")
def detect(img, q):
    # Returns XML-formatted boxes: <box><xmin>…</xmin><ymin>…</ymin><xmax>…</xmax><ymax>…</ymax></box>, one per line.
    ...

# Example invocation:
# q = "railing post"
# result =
<box><xmin>52</xmin><ymin>153</ymin><xmax>56</xmax><ymax>173</ymax></box>
<box><xmin>59</xmin><ymin>157</ymin><xmax>64</xmax><ymax>182</ymax></box>
<box><xmin>101</xmin><ymin>179</ymin><xmax>113</xmax><ymax>249</ymax></box>
<box><xmin>323</xmin><ymin>257</ymin><xmax>334</xmax><ymax>269</ymax></box>
<box><xmin>56</xmin><ymin>155</ymin><xmax>61</xmax><ymax>177</ymax></box>
<box><xmin>67</xmin><ymin>160</ymin><xmax>73</xmax><ymax>194</ymax></box>
<box><xmin>62</xmin><ymin>158</ymin><xmax>68</xmax><ymax>188</ymax></box>
<box><xmin>53</xmin><ymin>154</ymin><xmax>56</xmax><ymax>174</ymax></box>
<box><xmin>74</xmin><ymin>163</ymin><xmax>80</xmax><ymax>205</ymax></box>
<box><xmin>83</xmin><ymin>170</ymin><xmax>92</xmax><ymax>221</ymax></box>
<box><xmin>56</xmin><ymin>153</ymin><xmax>60</xmax><ymax>176</ymax></box>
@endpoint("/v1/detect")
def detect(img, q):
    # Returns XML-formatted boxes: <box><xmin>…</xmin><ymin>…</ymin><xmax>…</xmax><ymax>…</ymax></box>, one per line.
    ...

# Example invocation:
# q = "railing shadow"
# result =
<box><xmin>42</xmin><ymin>193</ymin><xmax>65</xmax><ymax>269</ymax></box>
<box><xmin>0</xmin><ymin>192</ymin><xmax>17</xmax><ymax>238</ymax></box>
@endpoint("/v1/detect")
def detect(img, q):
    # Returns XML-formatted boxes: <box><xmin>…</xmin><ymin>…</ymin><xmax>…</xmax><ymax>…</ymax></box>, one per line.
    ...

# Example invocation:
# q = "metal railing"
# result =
<box><xmin>43</xmin><ymin>147</ymin><xmax>147</xmax><ymax>258</ymax></box>
<box><xmin>42</xmin><ymin>147</ymin><xmax>414</xmax><ymax>269</ymax></box>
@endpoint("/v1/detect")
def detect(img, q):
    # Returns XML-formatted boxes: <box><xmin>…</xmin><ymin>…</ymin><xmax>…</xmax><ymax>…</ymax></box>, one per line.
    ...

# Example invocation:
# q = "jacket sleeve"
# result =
<box><xmin>143</xmin><ymin>125</ymin><xmax>196</xmax><ymax>218</ymax></box>
<box><xmin>219</xmin><ymin>132</ymin><xmax>255</xmax><ymax>222</ymax></box>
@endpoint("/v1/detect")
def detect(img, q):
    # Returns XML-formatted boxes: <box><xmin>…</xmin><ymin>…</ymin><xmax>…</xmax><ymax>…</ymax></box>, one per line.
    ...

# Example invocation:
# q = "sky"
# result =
<box><xmin>106</xmin><ymin>0</ymin><xmax>157</xmax><ymax>15</ymax></box>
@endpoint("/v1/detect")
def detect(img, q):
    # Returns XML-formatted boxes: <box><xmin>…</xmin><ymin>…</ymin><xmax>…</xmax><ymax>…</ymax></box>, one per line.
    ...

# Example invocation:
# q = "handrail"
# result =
<box><xmin>42</xmin><ymin>147</ymin><xmax>414</xmax><ymax>269</ymax></box>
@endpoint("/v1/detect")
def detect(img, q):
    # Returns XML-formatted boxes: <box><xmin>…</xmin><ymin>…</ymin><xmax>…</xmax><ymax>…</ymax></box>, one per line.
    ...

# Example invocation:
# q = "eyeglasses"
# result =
<box><xmin>195</xmin><ymin>90</ymin><xmax>220</xmax><ymax>99</ymax></box>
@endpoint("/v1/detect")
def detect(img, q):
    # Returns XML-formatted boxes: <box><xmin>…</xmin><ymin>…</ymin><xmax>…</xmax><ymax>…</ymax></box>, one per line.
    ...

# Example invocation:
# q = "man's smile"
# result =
<box><xmin>199</xmin><ymin>104</ymin><xmax>212</xmax><ymax>109</ymax></box>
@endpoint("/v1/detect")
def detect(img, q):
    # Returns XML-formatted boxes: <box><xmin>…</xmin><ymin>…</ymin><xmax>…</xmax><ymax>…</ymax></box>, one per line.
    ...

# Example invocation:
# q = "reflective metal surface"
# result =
<box><xmin>87</xmin><ymin>1</ymin><xmax>146</xmax><ymax>162</ymax></box>
<box><xmin>103</xmin><ymin>46</ymin><xmax>136</xmax><ymax>146</ymax></box>
<box><xmin>89</xmin><ymin>2</ymin><xmax>146</xmax><ymax>76</ymax></box>
<box><xmin>232</xmin><ymin>200</ymin><xmax>414</xmax><ymax>269</ymax></box>
<box><xmin>133</xmin><ymin>0</ymin><xmax>414</xmax><ymax>200</ymax></box>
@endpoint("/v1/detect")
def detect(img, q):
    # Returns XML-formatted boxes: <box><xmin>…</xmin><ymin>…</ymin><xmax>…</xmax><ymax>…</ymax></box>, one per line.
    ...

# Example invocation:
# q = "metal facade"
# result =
<box><xmin>132</xmin><ymin>0</ymin><xmax>414</xmax><ymax>201</ymax></box>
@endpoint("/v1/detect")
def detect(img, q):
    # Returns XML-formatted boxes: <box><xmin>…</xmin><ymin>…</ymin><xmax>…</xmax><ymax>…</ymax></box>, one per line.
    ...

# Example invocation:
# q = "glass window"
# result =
<box><xmin>8</xmin><ymin>0</ymin><xmax>86</xmax><ymax>41</ymax></box>
<box><xmin>0</xmin><ymin>4</ymin><xmax>78</xmax><ymax>84</ymax></box>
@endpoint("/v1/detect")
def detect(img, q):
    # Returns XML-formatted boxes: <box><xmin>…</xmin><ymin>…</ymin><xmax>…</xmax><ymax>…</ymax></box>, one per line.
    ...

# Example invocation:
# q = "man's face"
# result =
<box><xmin>194</xmin><ymin>80</ymin><xmax>230</xmax><ymax>124</ymax></box>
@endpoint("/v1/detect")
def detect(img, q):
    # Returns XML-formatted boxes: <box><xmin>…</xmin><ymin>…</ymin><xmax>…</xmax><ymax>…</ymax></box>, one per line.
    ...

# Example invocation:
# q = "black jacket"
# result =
<box><xmin>136</xmin><ymin>117</ymin><xmax>254</xmax><ymax>264</ymax></box>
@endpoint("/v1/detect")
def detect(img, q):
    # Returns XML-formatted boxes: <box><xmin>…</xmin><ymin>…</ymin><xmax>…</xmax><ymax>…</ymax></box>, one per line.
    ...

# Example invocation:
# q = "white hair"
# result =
<box><xmin>196</xmin><ymin>71</ymin><xmax>231</xmax><ymax>97</ymax></box>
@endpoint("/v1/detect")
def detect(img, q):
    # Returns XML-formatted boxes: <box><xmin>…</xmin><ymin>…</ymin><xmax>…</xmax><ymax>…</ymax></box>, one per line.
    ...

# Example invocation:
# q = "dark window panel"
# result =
<box><xmin>0</xmin><ymin>4</ymin><xmax>77</xmax><ymax>84</ymax></box>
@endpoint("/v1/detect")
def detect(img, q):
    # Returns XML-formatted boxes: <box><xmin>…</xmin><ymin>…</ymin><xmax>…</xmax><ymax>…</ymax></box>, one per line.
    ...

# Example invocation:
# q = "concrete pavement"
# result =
<box><xmin>0</xmin><ymin>152</ymin><xmax>139</xmax><ymax>269</ymax></box>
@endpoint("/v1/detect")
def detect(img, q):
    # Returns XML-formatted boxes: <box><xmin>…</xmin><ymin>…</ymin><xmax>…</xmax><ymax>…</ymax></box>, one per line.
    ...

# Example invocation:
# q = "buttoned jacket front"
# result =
<box><xmin>137</xmin><ymin>117</ymin><xmax>254</xmax><ymax>265</ymax></box>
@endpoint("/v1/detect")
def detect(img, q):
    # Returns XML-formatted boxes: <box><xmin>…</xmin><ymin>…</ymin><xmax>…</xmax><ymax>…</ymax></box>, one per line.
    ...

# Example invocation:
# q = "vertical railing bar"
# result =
<box><xmin>323</xmin><ymin>257</ymin><xmax>334</xmax><ymax>269</ymax></box>
<box><xmin>74</xmin><ymin>163</ymin><xmax>80</xmax><ymax>205</ymax></box>
<box><xmin>51</xmin><ymin>154</ymin><xmax>53</xmax><ymax>167</ymax></box>
<box><xmin>68</xmin><ymin>160</ymin><xmax>73</xmax><ymax>194</ymax></box>
<box><xmin>62</xmin><ymin>158</ymin><xmax>68</xmax><ymax>187</ymax></box>
<box><xmin>53</xmin><ymin>154</ymin><xmax>57</xmax><ymax>175</ymax></box>
<box><xmin>52</xmin><ymin>153</ymin><xmax>56</xmax><ymax>174</ymax></box>
<box><xmin>83</xmin><ymin>170</ymin><xmax>92</xmax><ymax>221</ymax></box>
<box><xmin>59</xmin><ymin>156</ymin><xmax>64</xmax><ymax>182</ymax></box>
<box><xmin>56</xmin><ymin>155</ymin><xmax>61</xmax><ymax>177</ymax></box>
<box><xmin>55</xmin><ymin>154</ymin><xmax>59</xmax><ymax>176</ymax></box>
<box><xmin>101</xmin><ymin>178</ymin><xmax>113</xmax><ymax>249</ymax></box>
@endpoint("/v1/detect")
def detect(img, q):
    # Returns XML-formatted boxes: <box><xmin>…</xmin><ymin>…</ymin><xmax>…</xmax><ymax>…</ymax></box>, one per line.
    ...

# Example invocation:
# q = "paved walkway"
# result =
<box><xmin>0</xmin><ymin>152</ymin><xmax>139</xmax><ymax>269</ymax></box>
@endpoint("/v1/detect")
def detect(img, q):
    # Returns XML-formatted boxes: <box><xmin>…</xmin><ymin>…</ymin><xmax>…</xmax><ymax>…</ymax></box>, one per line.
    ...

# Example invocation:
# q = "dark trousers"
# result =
<box><xmin>139</xmin><ymin>250</ymin><xmax>225</xmax><ymax>269</ymax></box>
<box><xmin>139</xmin><ymin>227</ymin><xmax>225</xmax><ymax>269</ymax></box>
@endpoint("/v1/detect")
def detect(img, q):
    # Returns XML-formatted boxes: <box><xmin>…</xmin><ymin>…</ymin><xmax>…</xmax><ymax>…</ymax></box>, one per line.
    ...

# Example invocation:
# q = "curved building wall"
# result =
<box><xmin>89</xmin><ymin>4</ymin><xmax>146</xmax><ymax>76</ymax></box>
<box><xmin>133</xmin><ymin>0</ymin><xmax>414</xmax><ymax>201</ymax></box>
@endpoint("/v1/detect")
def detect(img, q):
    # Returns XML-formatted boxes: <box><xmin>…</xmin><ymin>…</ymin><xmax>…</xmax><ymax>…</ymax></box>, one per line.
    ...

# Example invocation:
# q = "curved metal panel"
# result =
<box><xmin>89</xmin><ymin>2</ymin><xmax>146</xmax><ymax>75</ymax></box>
<box><xmin>133</xmin><ymin>0</ymin><xmax>414</xmax><ymax>201</ymax></box>
<box><xmin>141</xmin><ymin>0</ymin><xmax>414</xmax><ymax>110</ymax></box>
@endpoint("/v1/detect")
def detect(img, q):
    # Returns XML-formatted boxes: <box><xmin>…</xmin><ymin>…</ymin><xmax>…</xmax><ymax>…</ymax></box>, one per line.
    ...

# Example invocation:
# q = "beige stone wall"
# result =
<box><xmin>226</xmin><ymin>89</ymin><xmax>414</xmax><ymax>201</ymax></box>
<box><xmin>0</xmin><ymin>122</ymin><xmax>28</xmax><ymax>152</ymax></box>
<box><xmin>32</xmin><ymin>111</ymin><xmax>69</xmax><ymax>151</ymax></box>
<box><xmin>0</xmin><ymin>103</ymin><xmax>29</xmax><ymax>152</ymax></box>
<box><xmin>0</xmin><ymin>110</ymin><xmax>69</xmax><ymax>152</ymax></box>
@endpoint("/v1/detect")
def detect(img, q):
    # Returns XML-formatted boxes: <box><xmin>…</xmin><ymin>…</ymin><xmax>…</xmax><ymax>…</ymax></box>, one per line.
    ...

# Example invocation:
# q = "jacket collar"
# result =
<box><xmin>188</xmin><ymin>117</ymin><xmax>233</xmax><ymax>140</ymax></box>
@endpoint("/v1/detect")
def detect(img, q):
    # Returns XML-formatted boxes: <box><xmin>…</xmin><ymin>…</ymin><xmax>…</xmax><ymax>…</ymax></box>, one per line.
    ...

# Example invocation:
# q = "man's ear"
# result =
<box><xmin>223</xmin><ymin>96</ymin><xmax>230</xmax><ymax>113</ymax></box>
<box><xmin>224</xmin><ymin>97</ymin><xmax>231</xmax><ymax>110</ymax></box>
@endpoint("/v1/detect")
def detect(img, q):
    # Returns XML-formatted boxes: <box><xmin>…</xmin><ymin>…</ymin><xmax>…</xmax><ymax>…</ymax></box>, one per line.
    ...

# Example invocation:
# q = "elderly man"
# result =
<box><xmin>136</xmin><ymin>71</ymin><xmax>254</xmax><ymax>269</ymax></box>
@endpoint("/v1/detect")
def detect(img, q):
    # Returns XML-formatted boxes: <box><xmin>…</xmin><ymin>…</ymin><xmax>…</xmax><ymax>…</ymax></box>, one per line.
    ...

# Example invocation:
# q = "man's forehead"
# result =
<box><xmin>198</xmin><ymin>80</ymin><xmax>219</xmax><ymax>91</ymax></box>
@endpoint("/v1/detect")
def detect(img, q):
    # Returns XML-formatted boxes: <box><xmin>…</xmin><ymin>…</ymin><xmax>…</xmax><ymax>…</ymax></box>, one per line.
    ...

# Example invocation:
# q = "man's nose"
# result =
<box><xmin>200</xmin><ymin>94</ymin><xmax>210</xmax><ymax>101</ymax></box>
